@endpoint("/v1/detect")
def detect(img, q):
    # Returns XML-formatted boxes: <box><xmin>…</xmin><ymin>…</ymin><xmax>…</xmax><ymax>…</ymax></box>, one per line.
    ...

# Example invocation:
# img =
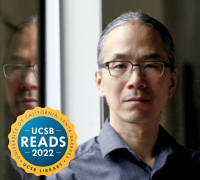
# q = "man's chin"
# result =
<box><xmin>14</xmin><ymin>103</ymin><xmax>38</xmax><ymax>118</ymax></box>
<box><xmin>119</xmin><ymin>110</ymin><xmax>152</xmax><ymax>124</ymax></box>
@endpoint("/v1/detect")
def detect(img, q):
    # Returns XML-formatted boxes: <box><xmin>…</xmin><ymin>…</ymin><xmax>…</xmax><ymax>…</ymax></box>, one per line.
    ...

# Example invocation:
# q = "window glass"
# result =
<box><xmin>0</xmin><ymin>0</ymin><xmax>41</xmax><ymax>179</ymax></box>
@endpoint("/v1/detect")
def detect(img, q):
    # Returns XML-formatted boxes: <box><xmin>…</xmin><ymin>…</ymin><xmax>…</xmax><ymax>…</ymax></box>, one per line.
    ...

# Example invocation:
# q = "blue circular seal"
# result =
<box><xmin>18</xmin><ymin>116</ymin><xmax>68</xmax><ymax>166</ymax></box>
<box><xmin>9</xmin><ymin>107</ymin><xmax>77</xmax><ymax>176</ymax></box>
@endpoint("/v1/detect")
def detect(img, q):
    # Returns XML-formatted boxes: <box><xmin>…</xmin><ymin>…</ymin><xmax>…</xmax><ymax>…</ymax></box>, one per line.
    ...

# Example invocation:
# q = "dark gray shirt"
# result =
<box><xmin>48</xmin><ymin>119</ymin><xmax>200</xmax><ymax>180</ymax></box>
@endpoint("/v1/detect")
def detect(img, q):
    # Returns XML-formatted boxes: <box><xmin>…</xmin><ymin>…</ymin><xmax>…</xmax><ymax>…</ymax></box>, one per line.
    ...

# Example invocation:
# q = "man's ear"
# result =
<box><xmin>168</xmin><ymin>68</ymin><xmax>178</xmax><ymax>98</ymax></box>
<box><xmin>95</xmin><ymin>70</ymin><xmax>106</xmax><ymax>97</ymax></box>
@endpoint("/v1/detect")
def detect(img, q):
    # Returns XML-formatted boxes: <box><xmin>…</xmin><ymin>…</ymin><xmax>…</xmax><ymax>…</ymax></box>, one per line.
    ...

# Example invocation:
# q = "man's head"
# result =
<box><xmin>97</xmin><ymin>11</ymin><xmax>175</xmax><ymax>71</ymax></box>
<box><xmin>3</xmin><ymin>16</ymin><xmax>38</xmax><ymax>118</ymax></box>
<box><xmin>95</xmin><ymin>11</ymin><xmax>178</xmax><ymax>125</ymax></box>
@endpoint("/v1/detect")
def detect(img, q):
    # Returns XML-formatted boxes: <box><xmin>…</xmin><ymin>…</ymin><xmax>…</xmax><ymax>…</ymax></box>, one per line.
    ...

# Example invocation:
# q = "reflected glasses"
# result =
<box><xmin>3</xmin><ymin>63</ymin><xmax>38</xmax><ymax>79</ymax></box>
<box><xmin>99</xmin><ymin>61</ymin><xmax>173</xmax><ymax>77</ymax></box>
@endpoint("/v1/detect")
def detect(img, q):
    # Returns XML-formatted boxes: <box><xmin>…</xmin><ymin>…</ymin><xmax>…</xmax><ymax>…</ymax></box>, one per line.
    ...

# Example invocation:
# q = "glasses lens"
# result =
<box><xmin>108</xmin><ymin>62</ymin><xmax>132</xmax><ymax>77</ymax></box>
<box><xmin>141</xmin><ymin>62</ymin><xmax>164</xmax><ymax>77</ymax></box>
<box><xmin>33</xmin><ymin>63</ymin><xmax>38</xmax><ymax>74</ymax></box>
<box><xmin>4</xmin><ymin>64</ymin><xmax>25</xmax><ymax>79</ymax></box>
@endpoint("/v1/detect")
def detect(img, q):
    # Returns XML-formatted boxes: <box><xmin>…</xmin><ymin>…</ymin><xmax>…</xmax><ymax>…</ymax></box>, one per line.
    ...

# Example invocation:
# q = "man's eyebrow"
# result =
<box><xmin>111</xmin><ymin>53</ymin><xmax>162</xmax><ymax>61</ymax></box>
<box><xmin>6</xmin><ymin>55</ymin><xmax>25</xmax><ymax>61</ymax></box>
<box><xmin>111</xmin><ymin>53</ymin><xmax>131</xmax><ymax>60</ymax></box>
<box><xmin>143</xmin><ymin>53</ymin><xmax>161</xmax><ymax>59</ymax></box>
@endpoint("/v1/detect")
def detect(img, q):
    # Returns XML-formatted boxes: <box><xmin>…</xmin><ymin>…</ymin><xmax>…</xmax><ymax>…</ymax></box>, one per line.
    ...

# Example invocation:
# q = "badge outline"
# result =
<box><xmin>8</xmin><ymin>107</ymin><xmax>77</xmax><ymax>176</ymax></box>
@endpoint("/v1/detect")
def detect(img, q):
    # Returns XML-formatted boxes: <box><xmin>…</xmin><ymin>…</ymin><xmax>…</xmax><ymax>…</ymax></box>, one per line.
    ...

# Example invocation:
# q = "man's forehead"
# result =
<box><xmin>11</xmin><ymin>26</ymin><xmax>37</xmax><ymax>44</ymax></box>
<box><xmin>103</xmin><ymin>22</ymin><xmax>167</xmax><ymax>63</ymax></box>
<box><xmin>106</xmin><ymin>22</ymin><xmax>160</xmax><ymax>42</ymax></box>
<box><xmin>5</xmin><ymin>24</ymin><xmax>38</xmax><ymax>63</ymax></box>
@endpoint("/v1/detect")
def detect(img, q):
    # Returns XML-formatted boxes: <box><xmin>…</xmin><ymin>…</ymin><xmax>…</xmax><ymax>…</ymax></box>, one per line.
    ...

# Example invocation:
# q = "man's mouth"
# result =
<box><xmin>125</xmin><ymin>97</ymin><xmax>150</xmax><ymax>103</ymax></box>
<box><xmin>20</xmin><ymin>98</ymin><xmax>38</xmax><ymax>106</ymax></box>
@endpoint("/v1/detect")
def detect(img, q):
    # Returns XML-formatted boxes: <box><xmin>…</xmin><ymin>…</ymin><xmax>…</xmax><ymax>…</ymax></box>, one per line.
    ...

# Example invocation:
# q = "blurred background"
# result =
<box><xmin>0</xmin><ymin>0</ymin><xmax>199</xmax><ymax>179</ymax></box>
<box><xmin>102</xmin><ymin>0</ymin><xmax>200</xmax><ymax>151</ymax></box>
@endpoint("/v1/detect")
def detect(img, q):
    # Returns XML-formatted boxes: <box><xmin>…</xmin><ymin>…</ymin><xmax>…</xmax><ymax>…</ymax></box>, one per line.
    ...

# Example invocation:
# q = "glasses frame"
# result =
<box><xmin>99</xmin><ymin>61</ymin><xmax>173</xmax><ymax>78</ymax></box>
<box><xmin>3</xmin><ymin>63</ymin><xmax>38</xmax><ymax>79</ymax></box>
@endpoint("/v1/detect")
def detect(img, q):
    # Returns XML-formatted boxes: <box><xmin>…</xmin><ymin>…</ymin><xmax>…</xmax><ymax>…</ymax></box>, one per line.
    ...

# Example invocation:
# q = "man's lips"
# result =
<box><xmin>19</xmin><ymin>98</ymin><xmax>38</xmax><ymax>105</ymax></box>
<box><xmin>23</xmin><ymin>98</ymin><xmax>38</xmax><ymax>102</ymax></box>
<box><xmin>125</xmin><ymin>97</ymin><xmax>150</xmax><ymax>103</ymax></box>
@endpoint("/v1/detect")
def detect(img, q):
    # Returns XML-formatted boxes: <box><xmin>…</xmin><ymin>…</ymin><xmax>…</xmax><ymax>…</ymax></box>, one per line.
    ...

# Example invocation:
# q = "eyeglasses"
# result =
<box><xmin>3</xmin><ymin>63</ymin><xmax>38</xmax><ymax>79</ymax></box>
<box><xmin>99</xmin><ymin>61</ymin><xmax>173</xmax><ymax>78</ymax></box>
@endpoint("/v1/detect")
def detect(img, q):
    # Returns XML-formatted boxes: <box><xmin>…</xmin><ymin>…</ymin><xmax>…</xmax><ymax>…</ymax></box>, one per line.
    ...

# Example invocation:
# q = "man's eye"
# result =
<box><xmin>12</xmin><ymin>66</ymin><xmax>23</xmax><ymax>70</ymax></box>
<box><xmin>143</xmin><ymin>63</ymin><xmax>158</xmax><ymax>69</ymax></box>
<box><xmin>114</xmin><ymin>64</ymin><xmax>127</xmax><ymax>69</ymax></box>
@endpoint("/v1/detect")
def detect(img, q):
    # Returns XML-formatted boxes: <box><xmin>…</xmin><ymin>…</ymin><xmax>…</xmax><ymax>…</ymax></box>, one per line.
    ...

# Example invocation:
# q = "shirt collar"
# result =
<box><xmin>98</xmin><ymin>118</ymin><xmax>130</xmax><ymax>158</ymax></box>
<box><xmin>154</xmin><ymin>125</ymin><xmax>179</xmax><ymax>154</ymax></box>
<box><xmin>98</xmin><ymin>118</ymin><xmax>180</xmax><ymax>158</ymax></box>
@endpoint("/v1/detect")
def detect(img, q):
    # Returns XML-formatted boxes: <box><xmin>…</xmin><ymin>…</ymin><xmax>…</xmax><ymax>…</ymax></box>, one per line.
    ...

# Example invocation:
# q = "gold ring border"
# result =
<box><xmin>8</xmin><ymin>107</ymin><xmax>77</xmax><ymax>176</ymax></box>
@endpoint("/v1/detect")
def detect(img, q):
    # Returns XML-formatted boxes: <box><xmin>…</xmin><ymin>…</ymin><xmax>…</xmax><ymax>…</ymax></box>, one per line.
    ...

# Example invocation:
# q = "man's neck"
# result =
<box><xmin>110</xmin><ymin>116</ymin><xmax>159</xmax><ymax>168</ymax></box>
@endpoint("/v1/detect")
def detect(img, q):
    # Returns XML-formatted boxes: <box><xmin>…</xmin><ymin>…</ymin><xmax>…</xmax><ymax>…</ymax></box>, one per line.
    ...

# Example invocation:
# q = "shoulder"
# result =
<box><xmin>73</xmin><ymin>136</ymin><xmax>100</xmax><ymax>160</ymax></box>
<box><xmin>180</xmin><ymin>146</ymin><xmax>200</xmax><ymax>160</ymax></box>
<box><xmin>174</xmin><ymin>145</ymin><xmax>200</xmax><ymax>168</ymax></box>
<box><xmin>51</xmin><ymin>136</ymin><xmax>101</xmax><ymax>180</ymax></box>
<box><xmin>47</xmin><ymin>168</ymin><xmax>84</xmax><ymax>180</ymax></box>
<box><xmin>167</xmin><ymin>146</ymin><xmax>200</xmax><ymax>178</ymax></box>
<box><xmin>68</xmin><ymin>136</ymin><xmax>102</xmax><ymax>170</ymax></box>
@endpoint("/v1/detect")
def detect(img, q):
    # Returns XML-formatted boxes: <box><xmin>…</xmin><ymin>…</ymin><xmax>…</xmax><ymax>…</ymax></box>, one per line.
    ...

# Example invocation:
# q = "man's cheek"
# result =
<box><xmin>6</xmin><ymin>84</ymin><xmax>19</xmax><ymax>98</ymax></box>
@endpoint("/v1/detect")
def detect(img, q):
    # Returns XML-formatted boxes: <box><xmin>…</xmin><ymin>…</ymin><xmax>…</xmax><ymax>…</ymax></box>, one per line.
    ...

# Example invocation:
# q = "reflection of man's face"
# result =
<box><xmin>4</xmin><ymin>22</ymin><xmax>38</xmax><ymax>118</ymax></box>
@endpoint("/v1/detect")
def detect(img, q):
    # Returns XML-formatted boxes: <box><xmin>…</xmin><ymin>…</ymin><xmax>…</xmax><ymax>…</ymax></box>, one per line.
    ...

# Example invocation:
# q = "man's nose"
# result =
<box><xmin>126</xmin><ymin>67</ymin><xmax>147</xmax><ymax>89</ymax></box>
<box><xmin>20</xmin><ymin>68</ymin><xmax>38</xmax><ymax>90</ymax></box>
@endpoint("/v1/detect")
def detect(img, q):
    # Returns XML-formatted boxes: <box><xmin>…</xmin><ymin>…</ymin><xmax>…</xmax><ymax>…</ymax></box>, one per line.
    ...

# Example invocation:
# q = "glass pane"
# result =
<box><xmin>0</xmin><ymin>0</ymin><xmax>41</xmax><ymax>179</ymax></box>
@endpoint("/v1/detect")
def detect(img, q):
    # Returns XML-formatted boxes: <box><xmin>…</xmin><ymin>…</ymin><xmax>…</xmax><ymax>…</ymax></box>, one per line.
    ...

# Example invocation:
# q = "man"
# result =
<box><xmin>3</xmin><ymin>16</ymin><xmax>38</xmax><ymax>119</ymax></box>
<box><xmin>2</xmin><ymin>16</ymin><xmax>38</xmax><ymax>180</ymax></box>
<box><xmin>50</xmin><ymin>11</ymin><xmax>200</xmax><ymax>180</ymax></box>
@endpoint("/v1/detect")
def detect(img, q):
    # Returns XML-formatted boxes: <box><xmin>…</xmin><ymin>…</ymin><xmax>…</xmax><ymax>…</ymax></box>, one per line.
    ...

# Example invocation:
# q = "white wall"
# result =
<box><xmin>59</xmin><ymin>0</ymin><xmax>102</xmax><ymax>145</ymax></box>
<box><xmin>45</xmin><ymin>0</ymin><xmax>61</xmax><ymax>110</ymax></box>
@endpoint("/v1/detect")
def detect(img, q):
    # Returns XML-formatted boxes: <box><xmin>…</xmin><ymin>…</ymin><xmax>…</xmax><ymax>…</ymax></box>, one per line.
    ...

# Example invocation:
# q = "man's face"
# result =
<box><xmin>4</xmin><ymin>23</ymin><xmax>38</xmax><ymax>118</ymax></box>
<box><xmin>95</xmin><ymin>22</ymin><xmax>178</xmax><ymax>125</ymax></box>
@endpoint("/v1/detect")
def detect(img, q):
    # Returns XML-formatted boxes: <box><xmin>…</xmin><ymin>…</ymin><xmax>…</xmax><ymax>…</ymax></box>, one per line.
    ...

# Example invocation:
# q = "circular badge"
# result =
<box><xmin>8</xmin><ymin>107</ymin><xmax>77</xmax><ymax>176</ymax></box>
